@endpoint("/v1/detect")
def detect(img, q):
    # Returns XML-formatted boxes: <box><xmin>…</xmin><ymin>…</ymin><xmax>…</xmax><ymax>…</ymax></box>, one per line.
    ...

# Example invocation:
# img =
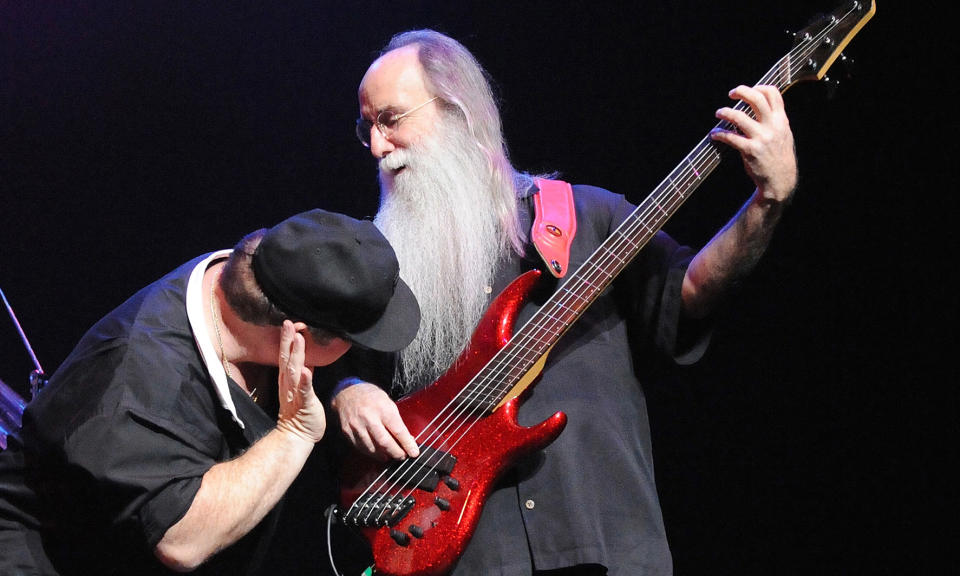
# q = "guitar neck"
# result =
<box><xmin>469</xmin><ymin>1</ymin><xmax>876</xmax><ymax>411</ymax></box>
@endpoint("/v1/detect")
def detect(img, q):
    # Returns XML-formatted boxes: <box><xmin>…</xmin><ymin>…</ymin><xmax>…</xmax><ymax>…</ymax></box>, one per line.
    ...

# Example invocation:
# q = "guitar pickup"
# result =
<box><xmin>386</xmin><ymin>446</ymin><xmax>457</xmax><ymax>492</ymax></box>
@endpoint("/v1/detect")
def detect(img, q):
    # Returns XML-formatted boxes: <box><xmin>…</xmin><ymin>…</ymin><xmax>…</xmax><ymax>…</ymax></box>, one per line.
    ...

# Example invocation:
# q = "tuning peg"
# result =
<box><xmin>836</xmin><ymin>52</ymin><xmax>857</xmax><ymax>79</ymax></box>
<box><xmin>823</xmin><ymin>76</ymin><xmax>840</xmax><ymax>100</ymax></box>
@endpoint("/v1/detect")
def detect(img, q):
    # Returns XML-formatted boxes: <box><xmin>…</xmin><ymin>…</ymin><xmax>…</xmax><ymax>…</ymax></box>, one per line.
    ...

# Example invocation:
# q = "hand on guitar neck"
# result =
<box><xmin>684</xmin><ymin>84</ymin><xmax>799</xmax><ymax>319</ymax></box>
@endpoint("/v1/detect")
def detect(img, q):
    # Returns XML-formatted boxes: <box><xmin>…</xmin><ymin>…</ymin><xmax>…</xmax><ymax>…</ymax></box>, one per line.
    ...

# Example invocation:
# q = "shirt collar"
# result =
<box><xmin>185</xmin><ymin>249</ymin><xmax>245</xmax><ymax>428</ymax></box>
<box><xmin>517</xmin><ymin>173</ymin><xmax>538</xmax><ymax>199</ymax></box>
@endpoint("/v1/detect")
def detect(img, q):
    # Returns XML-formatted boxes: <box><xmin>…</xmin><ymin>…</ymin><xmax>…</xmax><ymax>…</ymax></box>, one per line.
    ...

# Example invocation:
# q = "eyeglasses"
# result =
<box><xmin>355</xmin><ymin>96</ymin><xmax>439</xmax><ymax>148</ymax></box>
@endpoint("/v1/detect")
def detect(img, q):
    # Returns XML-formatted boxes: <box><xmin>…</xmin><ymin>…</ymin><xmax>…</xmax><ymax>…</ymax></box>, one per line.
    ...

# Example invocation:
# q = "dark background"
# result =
<box><xmin>1</xmin><ymin>1</ymin><xmax>954</xmax><ymax>574</ymax></box>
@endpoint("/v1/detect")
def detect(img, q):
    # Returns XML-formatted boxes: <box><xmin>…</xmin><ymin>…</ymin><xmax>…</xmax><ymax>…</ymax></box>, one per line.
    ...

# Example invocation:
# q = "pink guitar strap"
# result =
<box><xmin>532</xmin><ymin>177</ymin><xmax>577</xmax><ymax>278</ymax></box>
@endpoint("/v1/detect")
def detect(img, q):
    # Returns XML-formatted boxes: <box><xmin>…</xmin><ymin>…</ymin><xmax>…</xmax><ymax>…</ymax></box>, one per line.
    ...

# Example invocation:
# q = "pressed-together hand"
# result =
<box><xmin>276</xmin><ymin>320</ymin><xmax>326</xmax><ymax>444</ymax></box>
<box><xmin>711</xmin><ymin>85</ymin><xmax>798</xmax><ymax>204</ymax></box>
<box><xmin>331</xmin><ymin>381</ymin><xmax>420</xmax><ymax>461</ymax></box>
<box><xmin>155</xmin><ymin>321</ymin><xmax>325</xmax><ymax>570</ymax></box>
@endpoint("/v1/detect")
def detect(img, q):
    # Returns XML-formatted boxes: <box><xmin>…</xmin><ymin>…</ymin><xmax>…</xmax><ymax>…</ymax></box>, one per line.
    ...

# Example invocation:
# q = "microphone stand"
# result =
<box><xmin>0</xmin><ymin>286</ymin><xmax>48</xmax><ymax>450</ymax></box>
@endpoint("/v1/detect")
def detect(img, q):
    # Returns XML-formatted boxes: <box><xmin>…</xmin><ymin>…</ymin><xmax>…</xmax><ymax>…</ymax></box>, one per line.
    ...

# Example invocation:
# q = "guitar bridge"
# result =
<box><xmin>341</xmin><ymin>447</ymin><xmax>458</xmax><ymax>528</ymax></box>
<box><xmin>341</xmin><ymin>492</ymin><xmax>416</xmax><ymax>528</ymax></box>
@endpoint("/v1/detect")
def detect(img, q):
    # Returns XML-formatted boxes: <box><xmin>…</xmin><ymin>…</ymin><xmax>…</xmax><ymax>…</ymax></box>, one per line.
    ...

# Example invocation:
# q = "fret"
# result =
<box><xmin>600</xmin><ymin>245</ymin><xmax>628</xmax><ymax>266</ymax></box>
<box><xmin>559</xmin><ymin>286</ymin><xmax>591</xmax><ymax>307</ymax></box>
<box><xmin>656</xmin><ymin>176</ymin><xmax>683</xmax><ymax>202</ymax></box>
<box><xmin>618</xmin><ymin>233</ymin><xmax>641</xmax><ymax>251</ymax></box>
<box><xmin>635</xmin><ymin>218</ymin><xmax>657</xmax><ymax>236</ymax></box>
<box><xmin>550</xmin><ymin>299</ymin><xmax>579</xmax><ymax>319</ymax></box>
<box><xmin>575</xmin><ymin>276</ymin><xmax>605</xmax><ymax>296</ymax></box>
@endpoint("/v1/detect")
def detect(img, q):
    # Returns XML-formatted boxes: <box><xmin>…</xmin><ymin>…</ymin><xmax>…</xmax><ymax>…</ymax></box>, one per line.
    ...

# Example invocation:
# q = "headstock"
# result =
<box><xmin>783</xmin><ymin>1</ymin><xmax>876</xmax><ymax>91</ymax></box>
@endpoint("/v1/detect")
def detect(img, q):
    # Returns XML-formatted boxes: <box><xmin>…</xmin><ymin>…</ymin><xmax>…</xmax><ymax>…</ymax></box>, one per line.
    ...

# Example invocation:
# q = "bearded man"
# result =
<box><xmin>327</xmin><ymin>29</ymin><xmax>797</xmax><ymax>576</ymax></box>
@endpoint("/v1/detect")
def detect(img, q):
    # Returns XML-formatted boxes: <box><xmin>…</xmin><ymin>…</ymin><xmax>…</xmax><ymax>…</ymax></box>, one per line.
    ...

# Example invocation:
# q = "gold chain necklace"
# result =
<box><xmin>210</xmin><ymin>275</ymin><xmax>258</xmax><ymax>401</ymax></box>
<box><xmin>210</xmin><ymin>277</ymin><xmax>234</xmax><ymax>382</ymax></box>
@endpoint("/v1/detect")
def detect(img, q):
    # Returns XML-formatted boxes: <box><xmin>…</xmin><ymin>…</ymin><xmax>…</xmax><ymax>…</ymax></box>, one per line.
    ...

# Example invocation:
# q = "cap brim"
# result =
<box><xmin>342</xmin><ymin>277</ymin><xmax>420</xmax><ymax>352</ymax></box>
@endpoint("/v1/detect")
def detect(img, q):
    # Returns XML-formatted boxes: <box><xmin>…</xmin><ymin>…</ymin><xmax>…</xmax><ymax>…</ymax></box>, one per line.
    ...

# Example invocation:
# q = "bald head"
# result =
<box><xmin>358</xmin><ymin>45</ymin><xmax>441</xmax><ymax>159</ymax></box>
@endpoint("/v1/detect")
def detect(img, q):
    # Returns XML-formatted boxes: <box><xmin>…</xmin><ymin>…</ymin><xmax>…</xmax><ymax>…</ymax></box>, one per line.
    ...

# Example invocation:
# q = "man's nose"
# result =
<box><xmin>369</xmin><ymin>127</ymin><xmax>395</xmax><ymax>159</ymax></box>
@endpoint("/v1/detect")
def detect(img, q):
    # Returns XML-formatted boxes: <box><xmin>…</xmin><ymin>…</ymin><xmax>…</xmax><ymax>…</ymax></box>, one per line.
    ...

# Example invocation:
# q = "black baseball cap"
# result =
<box><xmin>252</xmin><ymin>209</ymin><xmax>420</xmax><ymax>352</ymax></box>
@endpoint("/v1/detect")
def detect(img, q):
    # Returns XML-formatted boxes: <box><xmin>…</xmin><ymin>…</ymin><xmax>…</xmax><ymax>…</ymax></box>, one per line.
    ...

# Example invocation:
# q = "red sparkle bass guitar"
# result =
<box><xmin>338</xmin><ymin>3</ymin><xmax>875</xmax><ymax>575</ymax></box>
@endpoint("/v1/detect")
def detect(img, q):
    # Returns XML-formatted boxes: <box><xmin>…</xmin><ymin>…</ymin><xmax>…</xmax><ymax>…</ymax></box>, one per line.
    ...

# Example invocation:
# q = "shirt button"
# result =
<box><xmin>524</xmin><ymin>499</ymin><xmax>535</xmax><ymax>510</ymax></box>
<box><xmin>483</xmin><ymin>285</ymin><xmax>493</xmax><ymax>294</ymax></box>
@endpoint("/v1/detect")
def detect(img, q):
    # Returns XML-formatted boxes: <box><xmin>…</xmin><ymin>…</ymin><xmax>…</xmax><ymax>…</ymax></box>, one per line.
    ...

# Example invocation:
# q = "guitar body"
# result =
<box><xmin>339</xmin><ymin>270</ymin><xmax>568</xmax><ymax>576</ymax></box>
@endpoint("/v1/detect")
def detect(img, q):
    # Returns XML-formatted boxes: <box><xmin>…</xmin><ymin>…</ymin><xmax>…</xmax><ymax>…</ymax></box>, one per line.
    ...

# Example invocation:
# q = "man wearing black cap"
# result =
<box><xmin>4</xmin><ymin>209</ymin><xmax>420</xmax><ymax>574</ymax></box>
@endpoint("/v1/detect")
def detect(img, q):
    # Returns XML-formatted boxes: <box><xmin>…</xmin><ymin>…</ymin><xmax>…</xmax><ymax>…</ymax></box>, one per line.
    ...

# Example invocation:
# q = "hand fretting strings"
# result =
<box><xmin>349</xmin><ymin>3</ymin><xmax>859</xmax><ymax>527</ymax></box>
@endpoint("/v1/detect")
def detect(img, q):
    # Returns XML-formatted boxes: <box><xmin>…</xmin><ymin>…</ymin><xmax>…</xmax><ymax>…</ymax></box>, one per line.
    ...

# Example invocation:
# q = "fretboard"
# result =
<box><xmin>459</xmin><ymin>0</ymin><xmax>873</xmax><ymax>412</ymax></box>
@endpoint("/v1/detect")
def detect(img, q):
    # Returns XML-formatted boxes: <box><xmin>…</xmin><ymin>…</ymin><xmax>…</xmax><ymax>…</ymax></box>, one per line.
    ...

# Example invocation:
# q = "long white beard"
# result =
<box><xmin>375</xmin><ymin>119</ymin><xmax>513</xmax><ymax>392</ymax></box>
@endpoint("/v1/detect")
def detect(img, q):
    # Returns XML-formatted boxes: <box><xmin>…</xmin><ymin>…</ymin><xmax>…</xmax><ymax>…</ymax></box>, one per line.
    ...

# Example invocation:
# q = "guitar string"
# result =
<box><xmin>357</xmin><ymin>74</ymin><xmax>782</xmax><ymax>524</ymax></box>
<box><xmin>460</xmin><ymin>10</ymin><xmax>841</xmax><ymax>401</ymax></box>
<box><xmin>354</xmin><ymin>99</ymin><xmax>744</xmax><ymax>520</ymax></box>
<box><xmin>357</xmin><ymin>128</ymin><xmax>739</xmax><ymax>524</ymax></box>
<box><xmin>349</xmin><ymin>7</ymin><xmax>852</xmax><ymax>525</ymax></box>
<box><xmin>363</xmin><ymin>133</ymin><xmax>744</xmax><ymax>524</ymax></box>
<box><xmin>435</xmin><ymin>1</ymin><xmax>858</xmax><ymax>419</ymax></box>
<box><xmin>358</xmin><ymin>131</ymin><xmax>726</xmax><ymax>526</ymax></box>
<box><xmin>356</xmin><ymin>75</ymin><xmax>784</xmax><ymax>525</ymax></box>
